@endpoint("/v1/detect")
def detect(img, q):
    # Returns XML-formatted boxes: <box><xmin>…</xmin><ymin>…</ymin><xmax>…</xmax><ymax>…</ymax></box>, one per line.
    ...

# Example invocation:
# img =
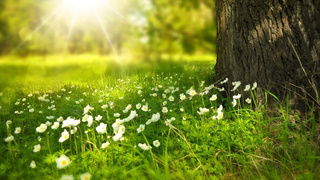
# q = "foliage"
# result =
<box><xmin>0</xmin><ymin>0</ymin><xmax>215</xmax><ymax>56</ymax></box>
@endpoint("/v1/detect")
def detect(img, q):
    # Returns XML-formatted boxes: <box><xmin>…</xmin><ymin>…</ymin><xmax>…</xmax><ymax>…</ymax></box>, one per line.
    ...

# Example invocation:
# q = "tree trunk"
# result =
<box><xmin>215</xmin><ymin>0</ymin><xmax>320</xmax><ymax>103</ymax></box>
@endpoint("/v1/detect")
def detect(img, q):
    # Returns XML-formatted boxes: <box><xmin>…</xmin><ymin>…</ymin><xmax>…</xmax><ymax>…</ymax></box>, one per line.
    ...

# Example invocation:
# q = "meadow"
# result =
<box><xmin>0</xmin><ymin>56</ymin><xmax>319</xmax><ymax>179</ymax></box>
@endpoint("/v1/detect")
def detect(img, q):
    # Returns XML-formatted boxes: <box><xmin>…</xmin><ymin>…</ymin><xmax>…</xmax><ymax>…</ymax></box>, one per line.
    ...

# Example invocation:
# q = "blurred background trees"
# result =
<box><xmin>0</xmin><ymin>0</ymin><xmax>216</xmax><ymax>58</ymax></box>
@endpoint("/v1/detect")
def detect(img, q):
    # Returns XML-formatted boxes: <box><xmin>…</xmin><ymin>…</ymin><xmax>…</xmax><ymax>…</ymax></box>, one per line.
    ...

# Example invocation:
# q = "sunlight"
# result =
<box><xmin>62</xmin><ymin>0</ymin><xmax>104</xmax><ymax>15</ymax></box>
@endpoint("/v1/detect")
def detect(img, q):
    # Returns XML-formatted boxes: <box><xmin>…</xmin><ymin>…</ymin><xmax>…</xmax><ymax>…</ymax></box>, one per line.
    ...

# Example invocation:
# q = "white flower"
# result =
<box><xmin>123</xmin><ymin>110</ymin><xmax>137</xmax><ymax>122</ymax></box>
<box><xmin>29</xmin><ymin>108</ymin><xmax>35</xmax><ymax>113</ymax></box>
<box><xmin>232</xmin><ymin>99</ymin><xmax>237</xmax><ymax>107</ymax></box>
<box><xmin>210</xmin><ymin>94</ymin><xmax>218</xmax><ymax>101</ymax></box>
<box><xmin>245</xmin><ymin>98</ymin><xmax>252</xmax><ymax>104</ymax></box>
<box><xmin>101</xmin><ymin>104</ymin><xmax>108</xmax><ymax>109</ymax></box>
<box><xmin>123</xmin><ymin>104</ymin><xmax>132</xmax><ymax>113</ymax></box>
<box><xmin>231</xmin><ymin>81</ymin><xmax>241</xmax><ymax>91</ymax></box>
<box><xmin>137</xmin><ymin>124</ymin><xmax>145</xmax><ymax>133</ymax></box>
<box><xmin>30</xmin><ymin>160</ymin><xmax>36</xmax><ymax>169</ymax></box>
<box><xmin>45</xmin><ymin>121</ymin><xmax>52</xmax><ymax>126</ymax></box>
<box><xmin>82</xmin><ymin>114</ymin><xmax>93</xmax><ymax>127</ymax></box>
<box><xmin>83</xmin><ymin>105</ymin><xmax>94</xmax><ymax>114</ymax></box>
<box><xmin>61</xmin><ymin>175</ymin><xmax>74</xmax><ymax>180</ymax></box>
<box><xmin>197</xmin><ymin>107</ymin><xmax>210</xmax><ymax>115</ymax></box>
<box><xmin>112</xmin><ymin>133</ymin><xmax>124</xmax><ymax>142</ymax></box>
<box><xmin>4</xmin><ymin>135</ymin><xmax>14</xmax><ymax>142</ymax></box>
<box><xmin>80</xmin><ymin>172</ymin><xmax>92</xmax><ymax>180</ymax></box>
<box><xmin>36</xmin><ymin>124</ymin><xmax>47</xmax><ymax>133</ymax></box>
<box><xmin>62</xmin><ymin>117</ymin><xmax>80</xmax><ymax>128</ymax></box>
<box><xmin>33</xmin><ymin>144</ymin><xmax>41</xmax><ymax>152</ymax></box>
<box><xmin>233</xmin><ymin>94</ymin><xmax>242</xmax><ymax>99</ymax></box>
<box><xmin>95</xmin><ymin>115</ymin><xmax>103</xmax><ymax>121</ymax></box>
<box><xmin>56</xmin><ymin>154</ymin><xmax>71</xmax><ymax>169</ymax></box>
<box><xmin>46</xmin><ymin>116</ymin><xmax>55</xmax><ymax>120</ymax></box>
<box><xmin>116</xmin><ymin>125</ymin><xmax>126</xmax><ymax>135</ymax></box>
<box><xmin>220</xmin><ymin>78</ymin><xmax>229</xmax><ymax>84</ymax></box>
<box><xmin>146</xmin><ymin>113</ymin><xmax>161</xmax><ymax>125</ymax></box>
<box><xmin>57</xmin><ymin>117</ymin><xmax>64</xmax><ymax>122</ymax></box>
<box><xmin>153</xmin><ymin>140</ymin><xmax>160</xmax><ymax>147</ymax></box>
<box><xmin>136</xmin><ymin>103</ymin><xmax>141</xmax><ymax>109</ymax></box>
<box><xmin>252</xmin><ymin>82</ymin><xmax>258</xmax><ymax>90</ymax></box>
<box><xmin>59</xmin><ymin>129</ymin><xmax>70</xmax><ymax>143</ymax></box>
<box><xmin>70</xmin><ymin>127</ymin><xmax>77</xmax><ymax>134</ymax></box>
<box><xmin>138</xmin><ymin>143</ymin><xmax>152</xmax><ymax>151</ymax></box>
<box><xmin>96</xmin><ymin>123</ymin><xmax>107</xmax><ymax>134</ymax></box>
<box><xmin>164</xmin><ymin>117</ymin><xmax>176</xmax><ymax>126</ymax></box>
<box><xmin>180</xmin><ymin>108</ymin><xmax>185</xmax><ymax>112</ymax></box>
<box><xmin>101</xmin><ymin>141</ymin><xmax>110</xmax><ymax>149</ymax></box>
<box><xmin>168</xmin><ymin>96</ymin><xmax>174</xmax><ymax>102</ymax></box>
<box><xmin>162</xmin><ymin>101</ymin><xmax>167</xmax><ymax>106</ymax></box>
<box><xmin>162</xmin><ymin>107</ymin><xmax>168</xmax><ymax>113</ymax></box>
<box><xmin>114</xmin><ymin>113</ymin><xmax>120</xmax><ymax>118</ymax></box>
<box><xmin>244</xmin><ymin>84</ymin><xmax>251</xmax><ymax>91</ymax></box>
<box><xmin>51</xmin><ymin>122</ymin><xmax>60</xmax><ymax>130</ymax></box>
<box><xmin>6</xmin><ymin>120</ymin><xmax>12</xmax><ymax>127</ymax></box>
<box><xmin>180</xmin><ymin>94</ymin><xmax>186</xmax><ymax>100</ymax></box>
<box><xmin>187</xmin><ymin>89</ymin><xmax>197</xmax><ymax>96</ymax></box>
<box><xmin>141</xmin><ymin>105</ymin><xmax>149</xmax><ymax>112</ymax></box>
<box><xmin>213</xmin><ymin>105</ymin><xmax>224</xmax><ymax>120</ymax></box>
<box><xmin>14</xmin><ymin>127</ymin><xmax>21</xmax><ymax>134</ymax></box>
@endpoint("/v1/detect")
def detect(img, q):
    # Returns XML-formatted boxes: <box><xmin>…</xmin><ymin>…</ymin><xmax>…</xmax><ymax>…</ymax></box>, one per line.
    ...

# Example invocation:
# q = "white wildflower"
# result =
<box><xmin>137</xmin><ymin>124</ymin><xmax>145</xmax><ymax>133</ymax></box>
<box><xmin>56</xmin><ymin>154</ymin><xmax>71</xmax><ymax>169</ymax></box>
<box><xmin>59</xmin><ymin>129</ymin><xmax>70</xmax><ymax>143</ymax></box>
<box><xmin>245</xmin><ymin>98</ymin><xmax>252</xmax><ymax>104</ymax></box>
<box><xmin>210</xmin><ymin>94</ymin><xmax>218</xmax><ymax>101</ymax></box>
<box><xmin>96</xmin><ymin>123</ymin><xmax>107</xmax><ymax>134</ymax></box>
<box><xmin>153</xmin><ymin>140</ymin><xmax>160</xmax><ymax>147</ymax></box>
<box><xmin>4</xmin><ymin>135</ymin><xmax>14</xmax><ymax>142</ymax></box>
<box><xmin>80</xmin><ymin>172</ymin><xmax>92</xmax><ymax>180</ymax></box>
<box><xmin>83</xmin><ymin>105</ymin><xmax>94</xmax><ymax>114</ymax></box>
<box><xmin>252</xmin><ymin>82</ymin><xmax>258</xmax><ymax>90</ymax></box>
<box><xmin>231</xmin><ymin>81</ymin><xmax>241</xmax><ymax>91</ymax></box>
<box><xmin>138</xmin><ymin>143</ymin><xmax>152</xmax><ymax>151</ymax></box>
<box><xmin>197</xmin><ymin>107</ymin><xmax>210</xmax><ymax>115</ymax></box>
<box><xmin>14</xmin><ymin>127</ymin><xmax>21</xmax><ymax>134</ymax></box>
<box><xmin>30</xmin><ymin>161</ymin><xmax>36</xmax><ymax>169</ymax></box>
<box><xmin>33</xmin><ymin>144</ymin><xmax>41</xmax><ymax>152</ymax></box>
<box><xmin>62</xmin><ymin>117</ymin><xmax>80</xmax><ymax>128</ymax></box>
<box><xmin>61</xmin><ymin>175</ymin><xmax>74</xmax><ymax>180</ymax></box>
<box><xmin>220</xmin><ymin>78</ymin><xmax>229</xmax><ymax>84</ymax></box>
<box><xmin>141</xmin><ymin>105</ymin><xmax>149</xmax><ymax>112</ymax></box>
<box><xmin>180</xmin><ymin>94</ymin><xmax>186</xmax><ymax>101</ymax></box>
<box><xmin>123</xmin><ymin>104</ymin><xmax>132</xmax><ymax>113</ymax></box>
<box><xmin>95</xmin><ymin>115</ymin><xmax>102</xmax><ymax>121</ymax></box>
<box><xmin>101</xmin><ymin>141</ymin><xmax>110</xmax><ymax>149</ymax></box>
<box><xmin>232</xmin><ymin>99</ymin><xmax>237</xmax><ymax>107</ymax></box>
<box><xmin>162</xmin><ymin>107</ymin><xmax>168</xmax><ymax>113</ymax></box>
<box><xmin>233</xmin><ymin>94</ymin><xmax>242</xmax><ymax>99</ymax></box>
<box><xmin>244</xmin><ymin>84</ymin><xmax>251</xmax><ymax>91</ymax></box>
<box><xmin>36</xmin><ymin>124</ymin><xmax>47</xmax><ymax>133</ymax></box>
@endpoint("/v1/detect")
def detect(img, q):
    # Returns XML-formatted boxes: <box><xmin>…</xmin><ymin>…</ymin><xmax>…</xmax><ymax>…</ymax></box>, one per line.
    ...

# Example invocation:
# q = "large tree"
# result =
<box><xmin>215</xmin><ymin>0</ymin><xmax>320</xmax><ymax>104</ymax></box>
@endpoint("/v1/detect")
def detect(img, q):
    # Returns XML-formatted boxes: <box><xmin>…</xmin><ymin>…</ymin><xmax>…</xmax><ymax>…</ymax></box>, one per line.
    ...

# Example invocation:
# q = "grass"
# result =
<box><xmin>0</xmin><ymin>55</ymin><xmax>319</xmax><ymax>179</ymax></box>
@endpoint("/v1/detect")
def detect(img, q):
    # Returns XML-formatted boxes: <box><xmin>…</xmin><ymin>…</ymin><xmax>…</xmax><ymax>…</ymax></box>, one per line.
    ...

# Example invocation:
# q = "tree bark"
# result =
<box><xmin>215</xmin><ymin>0</ymin><xmax>320</xmax><ymax>102</ymax></box>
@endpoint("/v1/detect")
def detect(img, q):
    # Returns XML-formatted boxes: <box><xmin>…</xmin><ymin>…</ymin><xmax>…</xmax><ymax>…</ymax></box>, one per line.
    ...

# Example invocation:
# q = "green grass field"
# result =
<box><xmin>0</xmin><ymin>56</ymin><xmax>319</xmax><ymax>179</ymax></box>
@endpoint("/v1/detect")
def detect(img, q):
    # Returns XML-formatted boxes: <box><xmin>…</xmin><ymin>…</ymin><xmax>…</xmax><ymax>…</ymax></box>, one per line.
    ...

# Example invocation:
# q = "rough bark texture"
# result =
<box><xmin>215</xmin><ymin>0</ymin><xmax>320</xmax><ymax>102</ymax></box>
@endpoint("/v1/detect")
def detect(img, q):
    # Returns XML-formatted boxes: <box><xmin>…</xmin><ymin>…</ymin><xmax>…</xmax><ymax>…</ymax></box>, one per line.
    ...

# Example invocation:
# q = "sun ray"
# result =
<box><xmin>67</xmin><ymin>10</ymin><xmax>79</xmax><ymax>41</ymax></box>
<box><xmin>13</xmin><ymin>8</ymin><xmax>61</xmax><ymax>51</ymax></box>
<box><xmin>93</xmin><ymin>10</ymin><xmax>116</xmax><ymax>54</ymax></box>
